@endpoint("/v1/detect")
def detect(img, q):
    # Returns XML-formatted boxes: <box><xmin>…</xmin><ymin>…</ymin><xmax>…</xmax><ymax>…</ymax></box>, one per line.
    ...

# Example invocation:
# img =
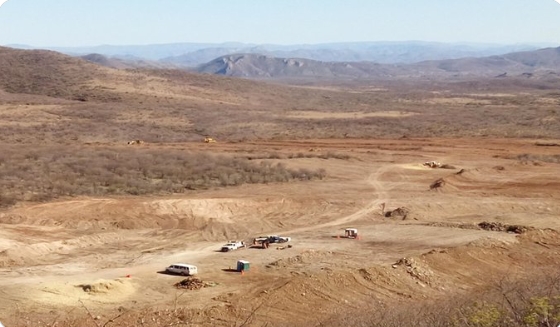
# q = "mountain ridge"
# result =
<box><xmin>6</xmin><ymin>41</ymin><xmax>553</xmax><ymax>66</ymax></box>
<box><xmin>194</xmin><ymin>47</ymin><xmax>560</xmax><ymax>80</ymax></box>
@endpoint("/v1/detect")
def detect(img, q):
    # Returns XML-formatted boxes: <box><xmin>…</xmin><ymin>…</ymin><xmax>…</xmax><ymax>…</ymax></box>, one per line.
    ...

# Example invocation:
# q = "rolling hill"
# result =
<box><xmin>79</xmin><ymin>53</ymin><xmax>180</xmax><ymax>70</ymax></box>
<box><xmin>194</xmin><ymin>47</ymin><xmax>560</xmax><ymax>80</ymax></box>
<box><xmin>1</xmin><ymin>45</ymin><xmax>559</xmax><ymax>146</ymax></box>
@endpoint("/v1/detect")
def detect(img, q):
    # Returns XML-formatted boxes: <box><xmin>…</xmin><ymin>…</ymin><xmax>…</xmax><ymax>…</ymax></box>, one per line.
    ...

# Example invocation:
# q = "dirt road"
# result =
<box><xmin>1</xmin><ymin>138</ymin><xmax>560</xmax><ymax>326</ymax></box>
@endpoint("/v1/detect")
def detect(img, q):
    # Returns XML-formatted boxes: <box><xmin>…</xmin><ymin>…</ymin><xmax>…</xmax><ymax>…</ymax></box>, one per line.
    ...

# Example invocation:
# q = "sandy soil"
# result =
<box><xmin>1</xmin><ymin>138</ymin><xmax>560</xmax><ymax>326</ymax></box>
<box><xmin>285</xmin><ymin>110</ymin><xmax>418</xmax><ymax>119</ymax></box>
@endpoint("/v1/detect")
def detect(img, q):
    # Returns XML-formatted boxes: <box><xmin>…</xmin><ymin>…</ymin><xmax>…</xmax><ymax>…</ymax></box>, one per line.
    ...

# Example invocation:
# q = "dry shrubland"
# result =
<box><xmin>0</xmin><ymin>145</ymin><xmax>326</xmax><ymax>207</ymax></box>
<box><xmin>1</xmin><ymin>47</ymin><xmax>560</xmax><ymax>144</ymax></box>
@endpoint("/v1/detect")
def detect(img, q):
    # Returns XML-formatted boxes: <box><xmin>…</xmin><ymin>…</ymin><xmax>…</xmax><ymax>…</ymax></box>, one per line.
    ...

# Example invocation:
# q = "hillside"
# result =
<box><xmin>196</xmin><ymin>53</ymin><xmax>398</xmax><ymax>79</ymax></box>
<box><xmin>0</xmin><ymin>46</ymin><xmax>106</xmax><ymax>99</ymax></box>
<box><xmin>80</xmin><ymin>53</ymin><xmax>180</xmax><ymax>70</ymax></box>
<box><xmin>413</xmin><ymin>46</ymin><xmax>560</xmax><ymax>77</ymax></box>
<box><xmin>1</xmin><ymin>46</ymin><xmax>560</xmax><ymax>146</ymax></box>
<box><xmin>195</xmin><ymin>47</ymin><xmax>560</xmax><ymax>80</ymax></box>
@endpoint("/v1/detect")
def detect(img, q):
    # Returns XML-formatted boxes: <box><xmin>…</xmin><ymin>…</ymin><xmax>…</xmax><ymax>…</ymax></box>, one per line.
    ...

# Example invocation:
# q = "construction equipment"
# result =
<box><xmin>267</xmin><ymin>235</ymin><xmax>291</xmax><ymax>243</ymax></box>
<box><xmin>423</xmin><ymin>161</ymin><xmax>442</xmax><ymax>168</ymax></box>
<box><xmin>252</xmin><ymin>235</ymin><xmax>291</xmax><ymax>249</ymax></box>
<box><xmin>252</xmin><ymin>237</ymin><xmax>270</xmax><ymax>249</ymax></box>
<box><xmin>344</xmin><ymin>228</ymin><xmax>359</xmax><ymax>239</ymax></box>
<box><xmin>204</xmin><ymin>137</ymin><xmax>216</xmax><ymax>143</ymax></box>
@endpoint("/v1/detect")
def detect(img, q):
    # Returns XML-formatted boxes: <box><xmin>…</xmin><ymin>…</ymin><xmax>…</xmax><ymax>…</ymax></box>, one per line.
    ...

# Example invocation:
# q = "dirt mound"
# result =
<box><xmin>384</xmin><ymin>207</ymin><xmax>409</xmax><ymax>219</ymax></box>
<box><xmin>429</xmin><ymin>167</ymin><xmax>501</xmax><ymax>192</ymax></box>
<box><xmin>174</xmin><ymin>277</ymin><xmax>216</xmax><ymax>290</ymax></box>
<box><xmin>425</xmin><ymin>222</ymin><xmax>480</xmax><ymax>230</ymax></box>
<box><xmin>478</xmin><ymin>221</ymin><xmax>533</xmax><ymax>234</ymax></box>
<box><xmin>77</xmin><ymin>278</ymin><xmax>131</xmax><ymax>294</ymax></box>
<box><xmin>2</xmin><ymin>197</ymin><xmax>329</xmax><ymax>233</ymax></box>
<box><xmin>426</xmin><ymin>221</ymin><xmax>534</xmax><ymax>234</ymax></box>
<box><xmin>26</xmin><ymin>278</ymin><xmax>137</xmax><ymax>308</ymax></box>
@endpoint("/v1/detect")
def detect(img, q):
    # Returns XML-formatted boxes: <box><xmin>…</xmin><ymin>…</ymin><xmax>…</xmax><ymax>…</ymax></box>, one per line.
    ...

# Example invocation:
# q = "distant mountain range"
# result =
<box><xmin>194</xmin><ymin>47</ymin><xmax>560</xmax><ymax>80</ymax></box>
<box><xmin>7</xmin><ymin>41</ymin><xmax>554</xmax><ymax>66</ymax></box>
<box><xmin>5</xmin><ymin>42</ymin><xmax>560</xmax><ymax>82</ymax></box>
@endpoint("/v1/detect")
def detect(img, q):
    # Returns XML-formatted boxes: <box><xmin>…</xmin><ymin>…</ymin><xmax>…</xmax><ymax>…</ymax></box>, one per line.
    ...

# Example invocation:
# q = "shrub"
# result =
<box><xmin>0</xmin><ymin>145</ymin><xmax>327</xmax><ymax>207</ymax></box>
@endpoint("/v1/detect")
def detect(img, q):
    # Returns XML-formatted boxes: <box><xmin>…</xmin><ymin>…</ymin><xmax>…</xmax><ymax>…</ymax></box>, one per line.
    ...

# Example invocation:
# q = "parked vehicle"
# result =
<box><xmin>221</xmin><ymin>240</ymin><xmax>245</xmax><ymax>252</ymax></box>
<box><xmin>268</xmin><ymin>235</ymin><xmax>291</xmax><ymax>243</ymax></box>
<box><xmin>166</xmin><ymin>263</ymin><xmax>198</xmax><ymax>276</ymax></box>
<box><xmin>255</xmin><ymin>235</ymin><xmax>291</xmax><ymax>244</ymax></box>
<box><xmin>344</xmin><ymin>228</ymin><xmax>358</xmax><ymax>239</ymax></box>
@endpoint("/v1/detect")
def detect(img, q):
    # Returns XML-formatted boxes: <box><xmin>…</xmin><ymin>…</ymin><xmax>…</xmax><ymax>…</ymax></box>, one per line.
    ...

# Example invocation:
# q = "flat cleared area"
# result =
<box><xmin>1</xmin><ymin>138</ymin><xmax>560</xmax><ymax>325</ymax></box>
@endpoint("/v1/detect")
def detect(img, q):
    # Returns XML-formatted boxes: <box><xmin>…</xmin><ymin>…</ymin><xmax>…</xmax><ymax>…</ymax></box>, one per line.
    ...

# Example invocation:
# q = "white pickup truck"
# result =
<box><xmin>221</xmin><ymin>240</ymin><xmax>245</xmax><ymax>252</ymax></box>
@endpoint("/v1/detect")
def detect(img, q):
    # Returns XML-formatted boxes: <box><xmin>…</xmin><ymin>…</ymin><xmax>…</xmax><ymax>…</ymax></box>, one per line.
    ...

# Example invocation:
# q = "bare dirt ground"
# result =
<box><xmin>1</xmin><ymin>137</ymin><xmax>560</xmax><ymax>326</ymax></box>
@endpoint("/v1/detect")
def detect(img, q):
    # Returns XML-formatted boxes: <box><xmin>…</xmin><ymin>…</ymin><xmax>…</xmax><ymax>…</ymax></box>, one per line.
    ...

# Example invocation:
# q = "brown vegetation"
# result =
<box><xmin>0</xmin><ymin>145</ymin><xmax>325</xmax><ymax>207</ymax></box>
<box><xmin>1</xmin><ymin>47</ymin><xmax>560</xmax><ymax>327</ymax></box>
<box><xmin>1</xmin><ymin>48</ymin><xmax>560</xmax><ymax>145</ymax></box>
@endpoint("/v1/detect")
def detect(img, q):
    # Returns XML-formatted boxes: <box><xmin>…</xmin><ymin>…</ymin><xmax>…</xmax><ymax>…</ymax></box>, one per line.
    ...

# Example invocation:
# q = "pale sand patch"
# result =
<box><xmin>466</xmin><ymin>93</ymin><xmax>520</xmax><ymax>97</ymax></box>
<box><xmin>422</xmin><ymin>97</ymin><xmax>492</xmax><ymax>105</ymax></box>
<box><xmin>291</xmin><ymin>85</ymin><xmax>388</xmax><ymax>93</ymax></box>
<box><xmin>32</xmin><ymin>278</ymin><xmax>137</xmax><ymax>306</ymax></box>
<box><xmin>286</xmin><ymin>110</ymin><xmax>417</xmax><ymax>119</ymax></box>
<box><xmin>534</xmin><ymin>97</ymin><xmax>560</xmax><ymax>105</ymax></box>
<box><xmin>398</xmin><ymin>163</ymin><xmax>431</xmax><ymax>170</ymax></box>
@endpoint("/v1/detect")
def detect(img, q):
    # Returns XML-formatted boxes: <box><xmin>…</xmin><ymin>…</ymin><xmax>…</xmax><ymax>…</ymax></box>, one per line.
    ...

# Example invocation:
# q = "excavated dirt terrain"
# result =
<box><xmin>1</xmin><ymin>138</ymin><xmax>560</xmax><ymax>326</ymax></box>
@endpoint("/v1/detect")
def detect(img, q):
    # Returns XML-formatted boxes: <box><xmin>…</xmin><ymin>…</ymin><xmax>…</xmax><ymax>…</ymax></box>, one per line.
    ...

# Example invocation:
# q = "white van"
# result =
<box><xmin>165</xmin><ymin>263</ymin><xmax>198</xmax><ymax>276</ymax></box>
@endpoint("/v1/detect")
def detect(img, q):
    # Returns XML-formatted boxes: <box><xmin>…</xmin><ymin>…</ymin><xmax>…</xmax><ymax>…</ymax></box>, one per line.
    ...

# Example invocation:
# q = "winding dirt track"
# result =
<box><xmin>1</xmin><ymin>138</ymin><xmax>560</xmax><ymax>326</ymax></box>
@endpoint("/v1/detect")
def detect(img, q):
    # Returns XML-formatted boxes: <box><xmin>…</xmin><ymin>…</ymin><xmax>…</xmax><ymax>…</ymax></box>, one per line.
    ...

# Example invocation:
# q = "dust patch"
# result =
<box><xmin>423</xmin><ymin>97</ymin><xmax>493</xmax><ymax>105</ymax></box>
<box><xmin>33</xmin><ymin>278</ymin><xmax>136</xmax><ymax>306</ymax></box>
<box><xmin>399</xmin><ymin>163</ymin><xmax>431</xmax><ymax>170</ymax></box>
<box><xmin>286</xmin><ymin>110</ymin><xmax>418</xmax><ymax>119</ymax></box>
<box><xmin>466</xmin><ymin>93</ymin><xmax>518</xmax><ymax>97</ymax></box>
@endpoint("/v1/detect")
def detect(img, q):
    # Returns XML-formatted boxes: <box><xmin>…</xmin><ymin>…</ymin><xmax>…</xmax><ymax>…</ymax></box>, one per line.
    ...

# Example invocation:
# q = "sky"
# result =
<box><xmin>0</xmin><ymin>0</ymin><xmax>559</xmax><ymax>47</ymax></box>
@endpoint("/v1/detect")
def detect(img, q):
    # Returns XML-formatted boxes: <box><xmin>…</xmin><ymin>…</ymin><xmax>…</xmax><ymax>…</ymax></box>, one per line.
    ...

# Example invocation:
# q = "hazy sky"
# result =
<box><xmin>1</xmin><ymin>0</ymin><xmax>559</xmax><ymax>47</ymax></box>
